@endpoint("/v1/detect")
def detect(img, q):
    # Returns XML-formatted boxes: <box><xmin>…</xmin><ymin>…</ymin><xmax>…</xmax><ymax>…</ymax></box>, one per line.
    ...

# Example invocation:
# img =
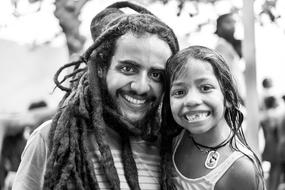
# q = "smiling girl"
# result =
<box><xmin>160</xmin><ymin>46</ymin><xmax>265</xmax><ymax>190</ymax></box>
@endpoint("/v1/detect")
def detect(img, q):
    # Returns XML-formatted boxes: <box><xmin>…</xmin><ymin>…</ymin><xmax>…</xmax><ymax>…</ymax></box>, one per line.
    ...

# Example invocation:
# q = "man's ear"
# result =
<box><xmin>225</xmin><ymin>100</ymin><xmax>231</xmax><ymax>108</ymax></box>
<box><xmin>98</xmin><ymin>67</ymin><xmax>103</xmax><ymax>78</ymax></box>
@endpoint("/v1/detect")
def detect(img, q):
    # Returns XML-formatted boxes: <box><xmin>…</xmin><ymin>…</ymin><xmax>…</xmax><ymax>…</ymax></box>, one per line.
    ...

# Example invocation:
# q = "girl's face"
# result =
<box><xmin>170</xmin><ymin>58</ymin><xmax>226</xmax><ymax>135</ymax></box>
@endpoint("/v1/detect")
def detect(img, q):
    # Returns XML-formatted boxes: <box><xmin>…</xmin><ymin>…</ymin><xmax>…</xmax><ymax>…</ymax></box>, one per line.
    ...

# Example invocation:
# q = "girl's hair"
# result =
<box><xmin>43</xmin><ymin>1</ymin><xmax>179</xmax><ymax>190</ymax></box>
<box><xmin>160</xmin><ymin>45</ymin><xmax>265</xmax><ymax>189</ymax></box>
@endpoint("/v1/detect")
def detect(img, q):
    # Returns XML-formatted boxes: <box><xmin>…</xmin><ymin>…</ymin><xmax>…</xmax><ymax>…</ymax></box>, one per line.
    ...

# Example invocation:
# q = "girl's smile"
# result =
<box><xmin>170</xmin><ymin>58</ymin><xmax>226</xmax><ymax>136</ymax></box>
<box><xmin>183</xmin><ymin>110</ymin><xmax>210</xmax><ymax>123</ymax></box>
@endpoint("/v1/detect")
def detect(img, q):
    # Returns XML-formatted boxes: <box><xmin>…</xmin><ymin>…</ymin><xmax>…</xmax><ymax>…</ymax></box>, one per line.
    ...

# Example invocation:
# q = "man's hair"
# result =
<box><xmin>44</xmin><ymin>2</ymin><xmax>179</xmax><ymax>190</ymax></box>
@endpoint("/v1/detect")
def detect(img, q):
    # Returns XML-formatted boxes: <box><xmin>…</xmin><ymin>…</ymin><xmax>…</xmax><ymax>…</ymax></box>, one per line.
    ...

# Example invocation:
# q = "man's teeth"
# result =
<box><xmin>185</xmin><ymin>112</ymin><xmax>208</xmax><ymax>122</ymax></box>
<box><xmin>124</xmin><ymin>95</ymin><xmax>146</xmax><ymax>104</ymax></box>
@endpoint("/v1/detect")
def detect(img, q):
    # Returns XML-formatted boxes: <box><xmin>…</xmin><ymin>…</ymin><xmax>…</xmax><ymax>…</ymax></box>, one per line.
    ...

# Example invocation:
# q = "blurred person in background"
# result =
<box><xmin>260</xmin><ymin>96</ymin><xmax>282</xmax><ymax>190</ymax></box>
<box><xmin>277</xmin><ymin>95</ymin><xmax>285</xmax><ymax>190</ymax></box>
<box><xmin>0</xmin><ymin>100</ymin><xmax>53</xmax><ymax>190</ymax></box>
<box><xmin>259</xmin><ymin>77</ymin><xmax>285</xmax><ymax>190</ymax></box>
<box><xmin>214</xmin><ymin>13</ymin><xmax>246</xmax><ymax>104</ymax></box>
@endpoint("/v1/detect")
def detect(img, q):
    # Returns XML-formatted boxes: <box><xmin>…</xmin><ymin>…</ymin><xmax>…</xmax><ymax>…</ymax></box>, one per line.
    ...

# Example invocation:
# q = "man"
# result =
<box><xmin>12</xmin><ymin>2</ymin><xmax>179</xmax><ymax>190</ymax></box>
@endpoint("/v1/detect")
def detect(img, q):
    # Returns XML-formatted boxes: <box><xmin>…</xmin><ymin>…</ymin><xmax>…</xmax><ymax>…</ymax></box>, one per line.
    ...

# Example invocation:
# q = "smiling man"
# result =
<box><xmin>12</xmin><ymin>2</ymin><xmax>179</xmax><ymax>190</ymax></box>
<box><xmin>106</xmin><ymin>33</ymin><xmax>172</xmax><ymax>123</ymax></box>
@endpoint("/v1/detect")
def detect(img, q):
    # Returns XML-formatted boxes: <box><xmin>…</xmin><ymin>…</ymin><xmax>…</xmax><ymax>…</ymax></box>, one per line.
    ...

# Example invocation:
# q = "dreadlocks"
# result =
<box><xmin>43</xmin><ymin>1</ymin><xmax>179</xmax><ymax>190</ymax></box>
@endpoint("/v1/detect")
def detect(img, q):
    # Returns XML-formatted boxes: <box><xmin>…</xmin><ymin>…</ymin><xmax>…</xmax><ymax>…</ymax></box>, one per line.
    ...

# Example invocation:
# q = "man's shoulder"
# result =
<box><xmin>30</xmin><ymin>120</ymin><xmax>52</xmax><ymax>142</ymax></box>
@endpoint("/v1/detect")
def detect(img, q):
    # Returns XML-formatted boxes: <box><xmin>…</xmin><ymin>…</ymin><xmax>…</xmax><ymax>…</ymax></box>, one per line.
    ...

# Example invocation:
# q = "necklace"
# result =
<box><xmin>190</xmin><ymin>132</ymin><xmax>233</xmax><ymax>169</ymax></box>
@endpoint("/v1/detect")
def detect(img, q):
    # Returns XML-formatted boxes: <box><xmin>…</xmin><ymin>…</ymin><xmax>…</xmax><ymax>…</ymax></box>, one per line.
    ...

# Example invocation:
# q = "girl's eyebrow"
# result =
<box><xmin>171</xmin><ymin>76</ymin><xmax>217</xmax><ymax>86</ymax></box>
<box><xmin>195</xmin><ymin>76</ymin><xmax>218</xmax><ymax>84</ymax></box>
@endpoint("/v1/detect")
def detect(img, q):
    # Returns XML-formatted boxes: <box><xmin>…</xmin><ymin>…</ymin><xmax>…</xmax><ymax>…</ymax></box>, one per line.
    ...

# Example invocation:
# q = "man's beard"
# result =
<box><xmin>101</xmin><ymin>86</ymin><xmax>160</xmax><ymax>138</ymax></box>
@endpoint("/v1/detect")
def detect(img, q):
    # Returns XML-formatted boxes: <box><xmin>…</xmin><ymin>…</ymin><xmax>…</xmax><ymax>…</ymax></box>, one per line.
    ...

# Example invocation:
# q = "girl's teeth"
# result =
<box><xmin>186</xmin><ymin>112</ymin><xmax>208</xmax><ymax>122</ymax></box>
<box><xmin>125</xmin><ymin>95</ymin><xmax>146</xmax><ymax>104</ymax></box>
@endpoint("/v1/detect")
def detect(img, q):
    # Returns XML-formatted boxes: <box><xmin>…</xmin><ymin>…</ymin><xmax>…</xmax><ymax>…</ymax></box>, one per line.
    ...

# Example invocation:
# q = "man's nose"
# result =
<box><xmin>184</xmin><ymin>89</ymin><xmax>202</xmax><ymax>107</ymax></box>
<box><xmin>130</xmin><ymin>73</ymin><xmax>151</xmax><ymax>95</ymax></box>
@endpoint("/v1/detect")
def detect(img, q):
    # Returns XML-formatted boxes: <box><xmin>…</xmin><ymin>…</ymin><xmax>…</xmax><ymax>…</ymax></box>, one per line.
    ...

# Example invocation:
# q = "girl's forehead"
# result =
<box><xmin>172</xmin><ymin>58</ymin><xmax>215</xmax><ymax>79</ymax></box>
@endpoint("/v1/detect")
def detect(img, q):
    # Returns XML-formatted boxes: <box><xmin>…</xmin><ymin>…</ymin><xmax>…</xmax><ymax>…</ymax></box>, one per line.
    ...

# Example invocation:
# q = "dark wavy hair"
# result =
<box><xmin>160</xmin><ymin>45</ymin><xmax>265</xmax><ymax>189</ymax></box>
<box><xmin>43</xmin><ymin>1</ymin><xmax>179</xmax><ymax>190</ymax></box>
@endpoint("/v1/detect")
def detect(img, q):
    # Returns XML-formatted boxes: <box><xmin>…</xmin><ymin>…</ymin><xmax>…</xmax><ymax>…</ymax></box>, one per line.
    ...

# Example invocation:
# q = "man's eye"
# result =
<box><xmin>121</xmin><ymin>66</ymin><xmax>135</xmax><ymax>73</ymax></box>
<box><xmin>150</xmin><ymin>72</ymin><xmax>163</xmax><ymax>82</ymax></box>
<box><xmin>170</xmin><ymin>89</ymin><xmax>185</xmax><ymax>97</ymax></box>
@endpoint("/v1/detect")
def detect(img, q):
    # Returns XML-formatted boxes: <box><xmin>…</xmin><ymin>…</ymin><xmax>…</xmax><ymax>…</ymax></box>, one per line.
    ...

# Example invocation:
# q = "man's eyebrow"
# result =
<box><xmin>119</xmin><ymin>60</ymin><xmax>165</xmax><ymax>71</ymax></box>
<box><xmin>118</xmin><ymin>60</ymin><xmax>140</xmax><ymax>67</ymax></box>
<box><xmin>171</xmin><ymin>81</ymin><xmax>185</xmax><ymax>87</ymax></box>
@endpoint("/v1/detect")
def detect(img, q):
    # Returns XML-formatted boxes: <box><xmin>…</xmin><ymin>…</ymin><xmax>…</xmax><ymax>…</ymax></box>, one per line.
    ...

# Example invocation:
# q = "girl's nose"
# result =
<box><xmin>184</xmin><ymin>89</ymin><xmax>202</xmax><ymax>107</ymax></box>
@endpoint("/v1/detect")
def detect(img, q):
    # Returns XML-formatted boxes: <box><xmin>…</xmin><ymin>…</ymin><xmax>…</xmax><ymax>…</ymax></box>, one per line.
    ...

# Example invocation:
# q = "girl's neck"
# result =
<box><xmin>190</xmin><ymin>121</ymin><xmax>231</xmax><ymax>147</ymax></box>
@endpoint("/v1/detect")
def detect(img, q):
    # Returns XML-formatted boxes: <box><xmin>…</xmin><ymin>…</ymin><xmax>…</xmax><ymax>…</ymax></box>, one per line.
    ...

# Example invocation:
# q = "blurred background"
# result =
<box><xmin>1</xmin><ymin>0</ymin><xmax>285</xmax><ymax>189</ymax></box>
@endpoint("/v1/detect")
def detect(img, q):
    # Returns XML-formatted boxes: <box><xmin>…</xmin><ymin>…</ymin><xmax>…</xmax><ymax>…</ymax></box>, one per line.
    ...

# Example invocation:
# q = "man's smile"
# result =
<box><xmin>123</xmin><ymin>94</ymin><xmax>147</xmax><ymax>105</ymax></box>
<box><xmin>118</xmin><ymin>91</ymin><xmax>152</xmax><ymax>111</ymax></box>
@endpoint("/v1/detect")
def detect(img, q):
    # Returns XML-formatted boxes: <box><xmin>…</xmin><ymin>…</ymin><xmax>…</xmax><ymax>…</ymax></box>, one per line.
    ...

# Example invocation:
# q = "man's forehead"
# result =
<box><xmin>113</xmin><ymin>32</ymin><xmax>171</xmax><ymax>70</ymax></box>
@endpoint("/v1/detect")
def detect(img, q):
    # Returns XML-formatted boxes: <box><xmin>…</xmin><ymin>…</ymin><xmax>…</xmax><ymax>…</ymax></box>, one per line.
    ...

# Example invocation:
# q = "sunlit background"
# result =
<box><xmin>1</xmin><ymin>0</ymin><xmax>285</xmax><ymax>112</ymax></box>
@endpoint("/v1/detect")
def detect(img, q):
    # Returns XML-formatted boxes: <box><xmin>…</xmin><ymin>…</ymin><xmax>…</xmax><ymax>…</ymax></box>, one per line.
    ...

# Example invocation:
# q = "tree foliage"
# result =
<box><xmin>11</xmin><ymin>0</ymin><xmax>281</xmax><ymax>56</ymax></box>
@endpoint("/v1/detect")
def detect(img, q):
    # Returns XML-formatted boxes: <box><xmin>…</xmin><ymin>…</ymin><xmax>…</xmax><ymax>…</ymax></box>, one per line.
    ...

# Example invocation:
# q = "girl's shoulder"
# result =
<box><xmin>216</xmin><ymin>154</ymin><xmax>263</xmax><ymax>190</ymax></box>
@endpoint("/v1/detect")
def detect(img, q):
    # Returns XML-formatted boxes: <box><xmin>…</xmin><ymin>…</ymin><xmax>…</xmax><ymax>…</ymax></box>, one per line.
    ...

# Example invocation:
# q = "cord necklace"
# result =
<box><xmin>190</xmin><ymin>132</ymin><xmax>233</xmax><ymax>169</ymax></box>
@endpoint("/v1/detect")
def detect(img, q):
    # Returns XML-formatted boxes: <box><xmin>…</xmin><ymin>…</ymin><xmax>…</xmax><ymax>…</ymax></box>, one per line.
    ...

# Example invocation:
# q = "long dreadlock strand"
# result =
<box><xmin>71</xmin><ymin>73</ymin><xmax>101</xmax><ymax>189</ymax></box>
<box><xmin>44</xmin><ymin>105</ymin><xmax>72</xmax><ymax>189</ymax></box>
<box><xmin>53</xmin><ymin>60</ymin><xmax>84</xmax><ymax>92</ymax></box>
<box><xmin>73</xmin><ymin>73</ymin><xmax>90</xmax><ymax>119</ymax></box>
<box><xmin>70</xmin><ymin>73</ymin><xmax>100</xmax><ymax>189</ymax></box>
<box><xmin>160</xmin><ymin>137</ymin><xmax>177</xmax><ymax>190</ymax></box>
<box><xmin>60</xmin><ymin>68</ymin><xmax>86</xmax><ymax>85</ymax></box>
<box><xmin>88</xmin><ymin>59</ymin><xmax>120</xmax><ymax>190</ymax></box>
<box><xmin>121</xmin><ymin>136</ymin><xmax>140</xmax><ymax>190</ymax></box>
<box><xmin>53</xmin><ymin>116</ymin><xmax>78</xmax><ymax>189</ymax></box>
<box><xmin>79</xmin><ymin>119</ymin><xmax>100</xmax><ymax>190</ymax></box>
<box><xmin>47</xmin><ymin>110</ymin><xmax>63</xmax><ymax>153</ymax></box>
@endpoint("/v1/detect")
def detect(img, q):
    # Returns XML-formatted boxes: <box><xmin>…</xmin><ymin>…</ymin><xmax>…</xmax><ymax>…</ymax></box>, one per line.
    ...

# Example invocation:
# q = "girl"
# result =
<box><xmin>160</xmin><ymin>46</ymin><xmax>265</xmax><ymax>190</ymax></box>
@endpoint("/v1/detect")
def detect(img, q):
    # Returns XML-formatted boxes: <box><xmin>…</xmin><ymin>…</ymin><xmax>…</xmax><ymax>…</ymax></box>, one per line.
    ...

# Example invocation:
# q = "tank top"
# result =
<box><xmin>172</xmin><ymin>130</ymin><xmax>244</xmax><ymax>190</ymax></box>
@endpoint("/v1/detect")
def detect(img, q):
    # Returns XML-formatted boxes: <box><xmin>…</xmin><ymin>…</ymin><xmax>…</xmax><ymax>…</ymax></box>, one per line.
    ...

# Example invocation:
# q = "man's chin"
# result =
<box><xmin>123</xmin><ymin>112</ymin><xmax>146</xmax><ymax>124</ymax></box>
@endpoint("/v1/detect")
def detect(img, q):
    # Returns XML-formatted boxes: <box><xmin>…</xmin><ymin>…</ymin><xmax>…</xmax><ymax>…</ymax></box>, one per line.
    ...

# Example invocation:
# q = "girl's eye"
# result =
<box><xmin>200</xmin><ymin>85</ymin><xmax>213</xmax><ymax>92</ymax></box>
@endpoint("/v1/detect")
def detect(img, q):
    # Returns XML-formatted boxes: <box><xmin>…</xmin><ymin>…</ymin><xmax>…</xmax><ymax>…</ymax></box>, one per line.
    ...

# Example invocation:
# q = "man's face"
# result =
<box><xmin>106</xmin><ymin>32</ymin><xmax>172</xmax><ymax>123</ymax></box>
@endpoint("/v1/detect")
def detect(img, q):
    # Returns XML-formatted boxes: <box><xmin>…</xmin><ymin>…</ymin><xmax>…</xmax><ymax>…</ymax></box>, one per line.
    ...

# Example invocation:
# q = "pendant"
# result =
<box><xmin>204</xmin><ymin>150</ymin><xmax>220</xmax><ymax>169</ymax></box>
